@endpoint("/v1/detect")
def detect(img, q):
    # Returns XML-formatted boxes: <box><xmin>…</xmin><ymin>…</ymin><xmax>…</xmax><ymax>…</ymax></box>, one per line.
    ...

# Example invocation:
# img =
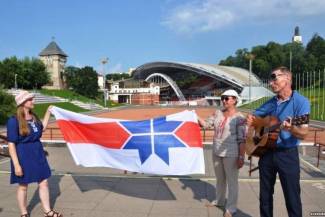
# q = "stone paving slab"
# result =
<box><xmin>0</xmin><ymin>174</ymin><xmax>324</xmax><ymax>217</ymax></box>
<box><xmin>2</xmin><ymin>146</ymin><xmax>324</xmax><ymax>180</ymax></box>
<box><xmin>1</xmin><ymin>146</ymin><xmax>325</xmax><ymax>217</ymax></box>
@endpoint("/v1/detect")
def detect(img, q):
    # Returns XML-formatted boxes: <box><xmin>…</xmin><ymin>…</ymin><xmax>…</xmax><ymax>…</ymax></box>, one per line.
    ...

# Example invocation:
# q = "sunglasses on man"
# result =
<box><xmin>269</xmin><ymin>73</ymin><xmax>285</xmax><ymax>81</ymax></box>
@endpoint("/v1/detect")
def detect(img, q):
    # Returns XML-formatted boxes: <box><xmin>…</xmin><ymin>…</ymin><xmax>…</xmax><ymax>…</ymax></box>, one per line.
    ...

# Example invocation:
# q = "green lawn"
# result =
<box><xmin>38</xmin><ymin>89</ymin><xmax>122</xmax><ymax>108</ymax></box>
<box><xmin>299</xmin><ymin>88</ymin><xmax>325</xmax><ymax>121</ymax></box>
<box><xmin>39</xmin><ymin>89</ymin><xmax>91</xmax><ymax>102</ymax></box>
<box><xmin>33</xmin><ymin>102</ymin><xmax>89</xmax><ymax>118</ymax></box>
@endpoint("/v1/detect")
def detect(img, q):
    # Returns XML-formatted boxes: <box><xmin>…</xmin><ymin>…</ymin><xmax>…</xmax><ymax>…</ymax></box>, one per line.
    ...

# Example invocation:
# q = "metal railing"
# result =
<box><xmin>246</xmin><ymin>70</ymin><xmax>325</xmax><ymax>121</ymax></box>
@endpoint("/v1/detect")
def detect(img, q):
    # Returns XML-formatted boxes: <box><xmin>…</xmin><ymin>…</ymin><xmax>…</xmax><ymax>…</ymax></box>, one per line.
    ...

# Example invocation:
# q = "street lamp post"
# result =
<box><xmin>289</xmin><ymin>50</ymin><xmax>292</xmax><ymax>72</ymax></box>
<box><xmin>247</xmin><ymin>54</ymin><xmax>255</xmax><ymax>104</ymax></box>
<box><xmin>101</xmin><ymin>58</ymin><xmax>109</xmax><ymax>107</ymax></box>
<box><xmin>14</xmin><ymin>74</ymin><xmax>18</xmax><ymax>89</ymax></box>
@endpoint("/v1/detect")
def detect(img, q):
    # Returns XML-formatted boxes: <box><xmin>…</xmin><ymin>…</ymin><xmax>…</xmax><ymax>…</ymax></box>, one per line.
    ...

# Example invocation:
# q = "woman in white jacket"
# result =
<box><xmin>198</xmin><ymin>89</ymin><xmax>246</xmax><ymax>217</ymax></box>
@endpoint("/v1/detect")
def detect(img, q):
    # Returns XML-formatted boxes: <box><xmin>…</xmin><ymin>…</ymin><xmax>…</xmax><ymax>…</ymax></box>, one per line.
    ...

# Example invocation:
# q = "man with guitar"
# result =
<box><xmin>246</xmin><ymin>66</ymin><xmax>310</xmax><ymax>217</ymax></box>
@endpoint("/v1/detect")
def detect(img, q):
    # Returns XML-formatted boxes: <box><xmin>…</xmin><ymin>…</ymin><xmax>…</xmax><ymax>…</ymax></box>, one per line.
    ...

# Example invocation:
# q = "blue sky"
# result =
<box><xmin>1</xmin><ymin>0</ymin><xmax>325</xmax><ymax>74</ymax></box>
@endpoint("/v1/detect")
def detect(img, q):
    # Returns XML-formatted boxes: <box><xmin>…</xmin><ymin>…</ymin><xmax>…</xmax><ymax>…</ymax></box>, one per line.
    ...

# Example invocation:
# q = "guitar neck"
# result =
<box><xmin>268</xmin><ymin>114</ymin><xmax>309</xmax><ymax>132</ymax></box>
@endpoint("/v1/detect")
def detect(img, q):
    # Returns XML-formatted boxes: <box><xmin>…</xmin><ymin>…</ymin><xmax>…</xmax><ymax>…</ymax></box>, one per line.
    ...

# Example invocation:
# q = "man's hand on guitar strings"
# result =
<box><xmin>280</xmin><ymin>117</ymin><xmax>292</xmax><ymax>131</ymax></box>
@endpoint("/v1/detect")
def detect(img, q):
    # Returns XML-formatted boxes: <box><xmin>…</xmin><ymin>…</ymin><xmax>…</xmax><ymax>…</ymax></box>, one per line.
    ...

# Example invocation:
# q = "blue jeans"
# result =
<box><xmin>258</xmin><ymin>147</ymin><xmax>302</xmax><ymax>217</ymax></box>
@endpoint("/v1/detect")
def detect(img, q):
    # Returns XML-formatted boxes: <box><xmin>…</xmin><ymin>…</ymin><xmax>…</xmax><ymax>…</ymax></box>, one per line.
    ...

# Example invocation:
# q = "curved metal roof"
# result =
<box><xmin>133</xmin><ymin>61</ymin><xmax>261</xmax><ymax>88</ymax></box>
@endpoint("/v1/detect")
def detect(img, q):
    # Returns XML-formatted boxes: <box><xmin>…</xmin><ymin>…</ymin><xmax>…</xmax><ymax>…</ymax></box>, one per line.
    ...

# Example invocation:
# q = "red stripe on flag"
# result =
<box><xmin>175</xmin><ymin>122</ymin><xmax>203</xmax><ymax>147</ymax></box>
<box><xmin>57</xmin><ymin>120</ymin><xmax>130</xmax><ymax>149</ymax></box>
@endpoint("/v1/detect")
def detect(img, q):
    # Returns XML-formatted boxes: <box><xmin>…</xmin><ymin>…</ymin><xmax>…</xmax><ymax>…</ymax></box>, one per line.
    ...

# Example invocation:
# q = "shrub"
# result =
<box><xmin>0</xmin><ymin>88</ymin><xmax>16</xmax><ymax>125</ymax></box>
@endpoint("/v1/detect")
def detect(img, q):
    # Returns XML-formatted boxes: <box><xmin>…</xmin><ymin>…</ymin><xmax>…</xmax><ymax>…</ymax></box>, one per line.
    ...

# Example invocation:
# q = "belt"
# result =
<box><xmin>272</xmin><ymin>146</ymin><xmax>297</xmax><ymax>152</ymax></box>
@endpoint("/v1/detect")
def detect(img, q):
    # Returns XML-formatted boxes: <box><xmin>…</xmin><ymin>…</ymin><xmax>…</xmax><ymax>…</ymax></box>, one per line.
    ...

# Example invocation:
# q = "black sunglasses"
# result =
<box><xmin>221</xmin><ymin>96</ymin><xmax>232</xmax><ymax>101</ymax></box>
<box><xmin>269</xmin><ymin>73</ymin><xmax>285</xmax><ymax>81</ymax></box>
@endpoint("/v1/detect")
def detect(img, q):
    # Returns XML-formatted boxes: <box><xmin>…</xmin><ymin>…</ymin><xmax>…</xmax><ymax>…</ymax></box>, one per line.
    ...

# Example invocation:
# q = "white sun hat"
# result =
<box><xmin>221</xmin><ymin>89</ymin><xmax>239</xmax><ymax>98</ymax></box>
<box><xmin>15</xmin><ymin>90</ymin><xmax>35</xmax><ymax>106</ymax></box>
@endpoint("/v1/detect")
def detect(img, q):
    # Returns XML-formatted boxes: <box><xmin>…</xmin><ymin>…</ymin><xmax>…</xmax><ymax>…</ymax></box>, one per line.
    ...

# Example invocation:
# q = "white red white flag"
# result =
<box><xmin>50</xmin><ymin>106</ymin><xmax>205</xmax><ymax>175</ymax></box>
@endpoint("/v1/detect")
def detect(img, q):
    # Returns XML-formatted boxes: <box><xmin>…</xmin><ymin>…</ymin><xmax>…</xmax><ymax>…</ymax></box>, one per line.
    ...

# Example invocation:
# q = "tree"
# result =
<box><xmin>106</xmin><ymin>73</ymin><xmax>130</xmax><ymax>81</ymax></box>
<box><xmin>0</xmin><ymin>56</ymin><xmax>50</xmax><ymax>89</ymax></box>
<box><xmin>68</xmin><ymin>66</ymin><xmax>99</xmax><ymax>98</ymax></box>
<box><xmin>0</xmin><ymin>56</ymin><xmax>21</xmax><ymax>88</ymax></box>
<box><xmin>64</xmin><ymin>66</ymin><xmax>80</xmax><ymax>89</ymax></box>
<box><xmin>306</xmin><ymin>34</ymin><xmax>325</xmax><ymax>71</ymax></box>
<box><xmin>0</xmin><ymin>86</ymin><xmax>16</xmax><ymax>124</ymax></box>
<box><xmin>30</xmin><ymin>58</ymin><xmax>50</xmax><ymax>89</ymax></box>
<box><xmin>219</xmin><ymin>35</ymin><xmax>325</xmax><ymax>80</ymax></box>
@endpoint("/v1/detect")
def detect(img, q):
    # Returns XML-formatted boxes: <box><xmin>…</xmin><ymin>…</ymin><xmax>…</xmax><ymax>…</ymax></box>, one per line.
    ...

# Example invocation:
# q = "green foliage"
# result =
<box><xmin>219</xmin><ymin>34</ymin><xmax>325</xmax><ymax>80</ymax></box>
<box><xmin>39</xmin><ymin>89</ymin><xmax>121</xmax><ymax>108</ymax></box>
<box><xmin>64</xmin><ymin>66</ymin><xmax>80</xmax><ymax>89</ymax></box>
<box><xmin>0</xmin><ymin>87</ymin><xmax>16</xmax><ymax>124</ymax></box>
<box><xmin>33</xmin><ymin>102</ymin><xmax>89</xmax><ymax>118</ymax></box>
<box><xmin>176</xmin><ymin>73</ymin><xmax>199</xmax><ymax>88</ymax></box>
<box><xmin>0</xmin><ymin>56</ymin><xmax>50</xmax><ymax>89</ymax></box>
<box><xmin>106</xmin><ymin>73</ymin><xmax>130</xmax><ymax>81</ymax></box>
<box><xmin>306</xmin><ymin>34</ymin><xmax>325</xmax><ymax>71</ymax></box>
<box><xmin>63</xmin><ymin>66</ymin><xmax>99</xmax><ymax>99</ymax></box>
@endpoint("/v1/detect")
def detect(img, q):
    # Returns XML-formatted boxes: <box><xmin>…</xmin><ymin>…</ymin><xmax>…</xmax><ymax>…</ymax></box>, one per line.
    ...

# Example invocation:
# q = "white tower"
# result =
<box><xmin>39</xmin><ymin>40</ymin><xmax>68</xmax><ymax>89</ymax></box>
<box><xmin>292</xmin><ymin>26</ymin><xmax>302</xmax><ymax>43</ymax></box>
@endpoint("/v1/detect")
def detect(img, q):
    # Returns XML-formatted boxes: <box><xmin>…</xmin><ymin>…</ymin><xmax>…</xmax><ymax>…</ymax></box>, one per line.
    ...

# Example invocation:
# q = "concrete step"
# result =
<box><xmin>70</xmin><ymin>100</ymin><xmax>104</xmax><ymax>110</ymax></box>
<box><xmin>6</xmin><ymin>89</ymin><xmax>104</xmax><ymax>110</ymax></box>
<box><xmin>6</xmin><ymin>89</ymin><xmax>67</xmax><ymax>104</ymax></box>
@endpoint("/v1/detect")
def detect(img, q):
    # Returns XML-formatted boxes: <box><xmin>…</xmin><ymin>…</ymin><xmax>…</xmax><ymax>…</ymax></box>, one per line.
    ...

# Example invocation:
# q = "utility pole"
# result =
<box><xmin>289</xmin><ymin>50</ymin><xmax>292</xmax><ymax>72</ymax></box>
<box><xmin>14</xmin><ymin>74</ymin><xmax>18</xmax><ymax>89</ymax></box>
<box><xmin>247</xmin><ymin>53</ymin><xmax>255</xmax><ymax>104</ymax></box>
<box><xmin>101</xmin><ymin>57</ymin><xmax>109</xmax><ymax>107</ymax></box>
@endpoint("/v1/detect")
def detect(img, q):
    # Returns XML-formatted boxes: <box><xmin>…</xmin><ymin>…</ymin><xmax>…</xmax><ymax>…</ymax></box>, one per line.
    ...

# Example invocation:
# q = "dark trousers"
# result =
<box><xmin>258</xmin><ymin>147</ymin><xmax>302</xmax><ymax>217</ymax></box>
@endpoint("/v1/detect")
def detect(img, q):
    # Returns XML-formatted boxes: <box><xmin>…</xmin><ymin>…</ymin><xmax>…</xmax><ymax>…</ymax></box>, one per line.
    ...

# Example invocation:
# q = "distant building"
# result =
<box><xmin>109</xmin><ymin>79</ymin><xmax>160</xmax><ymax>104</ymax></box>
<box><xmin>97</xmin><ymin>74</ymin><xmax>104</xmax><ymax>89</ymax></box>
<box><xmin>292</xmin><ymin>26</ymin><xmax>302</xmax><ymax>43</ymax></box>
<box><xmin>39</xmin><ymin>41</ymin><xmax>68</xmax><ymax>89</ymax></box>
<box><xmin>127</xmin><ymin>68</ymin><xmax>136</xmax><ymax>76</ymax></box>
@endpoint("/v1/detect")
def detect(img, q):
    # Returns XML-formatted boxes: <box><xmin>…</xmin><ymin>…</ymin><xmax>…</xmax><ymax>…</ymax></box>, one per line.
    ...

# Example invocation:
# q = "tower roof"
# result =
<box><xmin>39</xmin><ymin>41</ymin><xmax>68</xmax><ymax>57</ymax></box>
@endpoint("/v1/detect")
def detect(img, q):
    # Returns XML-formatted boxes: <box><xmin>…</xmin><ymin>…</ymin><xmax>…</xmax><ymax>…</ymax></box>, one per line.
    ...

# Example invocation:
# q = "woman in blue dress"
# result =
<box><xmin>7</xmin><ymin>90</ymin><xmax>62</xmax><ymax>217</ymax></box>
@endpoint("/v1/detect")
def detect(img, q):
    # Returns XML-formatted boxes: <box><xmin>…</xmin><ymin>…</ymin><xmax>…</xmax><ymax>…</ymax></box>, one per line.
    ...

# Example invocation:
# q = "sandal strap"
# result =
<box><xmin>44</xmin><ymin>210</ymin><xmax>62</xmax><ymax>217</ymax></box>
<box><xmin>21</xmin><ymin>214</ymin><xmax>29</xmax><ymax>217</ymax></box>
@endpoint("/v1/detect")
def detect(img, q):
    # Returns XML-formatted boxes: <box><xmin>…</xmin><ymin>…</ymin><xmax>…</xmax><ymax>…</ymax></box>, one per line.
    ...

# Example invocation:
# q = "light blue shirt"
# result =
<box><xmin>254</xmin><ymin>91</ymin><xmax>310</xmax><ymax>148</ymax></box>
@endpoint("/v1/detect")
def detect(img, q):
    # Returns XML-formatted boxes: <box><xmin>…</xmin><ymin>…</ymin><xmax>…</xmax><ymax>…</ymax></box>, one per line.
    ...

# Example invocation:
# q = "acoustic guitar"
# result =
<box><xmin>245</xmin><ymin>114</ymin><xmax>309</xmax><ymax>157</ymax></box>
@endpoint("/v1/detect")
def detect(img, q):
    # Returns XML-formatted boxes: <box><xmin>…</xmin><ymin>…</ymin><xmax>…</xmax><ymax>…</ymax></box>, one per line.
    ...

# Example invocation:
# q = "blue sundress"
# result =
<box><xmin>6</xmin><ymin>116</ymin><xmax>51</xmax><ymax>184</ymax></box>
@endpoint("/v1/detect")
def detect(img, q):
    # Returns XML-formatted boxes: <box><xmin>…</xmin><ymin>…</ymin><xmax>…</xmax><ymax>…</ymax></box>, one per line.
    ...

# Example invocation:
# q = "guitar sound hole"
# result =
<box><xmin>253</xmin><ymin>136</ymin><xmax>261</xmax><ymax>145</ymax></box>
<box><xmin>259</xmin><ymin>127</ymin><xmax>264</xmax><ymax>136</ymax></box>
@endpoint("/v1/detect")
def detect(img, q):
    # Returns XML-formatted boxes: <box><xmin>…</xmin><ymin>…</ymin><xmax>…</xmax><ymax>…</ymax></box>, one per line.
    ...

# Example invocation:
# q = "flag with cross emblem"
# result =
<box><xmin>50</xmin><ymin>106</ymin><xmax>205</xmax><ymax>175</ymax></box>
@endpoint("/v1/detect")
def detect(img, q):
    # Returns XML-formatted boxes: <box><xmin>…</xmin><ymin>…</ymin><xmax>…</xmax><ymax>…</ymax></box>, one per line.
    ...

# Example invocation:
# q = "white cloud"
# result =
<box><xmin>162</xmin><ymin>0</ymin><xmax>325</xmax><ymax>34</ymax></box>
<box><xmin>108</xmin><ymin>63</ymin><xmax>123</xmax><ymax>74</ymax></box>
<box><xmin>74</xmin><ymin>62</ymin><xmax>85</xmax><ymax>68</ymax></box>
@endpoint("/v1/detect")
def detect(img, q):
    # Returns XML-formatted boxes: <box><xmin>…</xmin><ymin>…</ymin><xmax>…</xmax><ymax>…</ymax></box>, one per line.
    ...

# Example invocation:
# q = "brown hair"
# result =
<box><xmin>16</xmin><ymin>106</ymin><xmax>41</xmax><ymax>136</ymax></box>
<box><xmin>272</xmin><ymin>66</ymin><xmax>292</xmax><ymax>74</ymax></box>
<box><xmin>272</xmin><ymin>66</ymin><xmax>292</xmax><ymax>83</ymax></box>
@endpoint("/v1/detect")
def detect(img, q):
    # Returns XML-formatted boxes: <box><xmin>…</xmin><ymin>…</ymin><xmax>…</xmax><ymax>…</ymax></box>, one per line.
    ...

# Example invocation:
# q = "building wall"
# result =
<box><xmin>131</xmin><ymin>94</ymin><xmax>159</xmax><ymax>105</ymax></box>
<box><xmin>98</xmin><ymin>75</ymin><xmax>104</xmax><ymax>89</ymax></box>
<box><xmin>40</xmin><ymin>55</ymin><xmax>66</xmax><ymax>89</ymax></box>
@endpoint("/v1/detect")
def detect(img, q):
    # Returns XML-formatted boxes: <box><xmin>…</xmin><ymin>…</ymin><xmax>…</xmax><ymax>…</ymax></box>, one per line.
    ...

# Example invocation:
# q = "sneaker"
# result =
<box><xmin>209</xmin><ymin>200</ymin><xmax>224</xmax><ymax>207</ymax></box>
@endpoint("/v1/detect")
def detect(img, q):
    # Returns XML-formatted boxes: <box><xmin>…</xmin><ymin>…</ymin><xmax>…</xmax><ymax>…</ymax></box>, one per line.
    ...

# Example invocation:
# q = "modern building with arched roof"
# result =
<box><xmin>132</xmin><ymin>61</ymin><xmax>272</xmax><ymax>103</ymax></box>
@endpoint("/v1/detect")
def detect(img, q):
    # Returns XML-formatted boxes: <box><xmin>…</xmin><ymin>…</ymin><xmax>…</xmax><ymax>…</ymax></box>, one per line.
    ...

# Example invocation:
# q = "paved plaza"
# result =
<box><xmin>1</xmin><ymin>145</ymin><xmax>325</xmax><ymax>217</ymax></box>
<box><xmin>1</xmin><ymin>106</ymin><xmax>325</xmax><ymax>217</ymax></box>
